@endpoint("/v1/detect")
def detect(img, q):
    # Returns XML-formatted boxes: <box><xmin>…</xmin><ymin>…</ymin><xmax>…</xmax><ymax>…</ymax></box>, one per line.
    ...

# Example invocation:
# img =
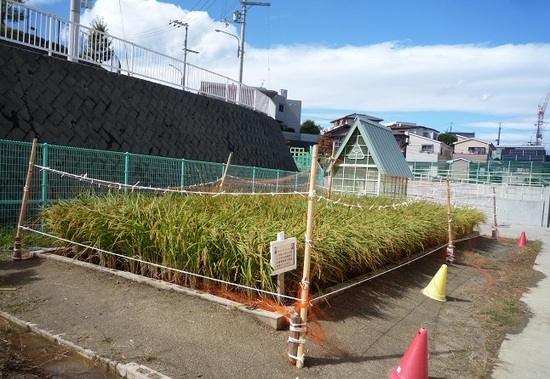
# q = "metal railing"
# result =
<box><xmin>0</xmin><ymin>0</ymin><xmax>276</xmax><ymax>118</ymax></box>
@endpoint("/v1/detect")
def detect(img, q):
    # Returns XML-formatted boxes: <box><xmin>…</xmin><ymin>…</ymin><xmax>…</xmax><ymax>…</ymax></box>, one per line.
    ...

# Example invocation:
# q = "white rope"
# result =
<box><xmin>310</xmin><ymin>234</ymin><xmax>478</xmax><ymax>304</ymax></box>
<box><xmin>287</xmin><ymin>353</ymin><xmax>305</xmax><ymax>363</ymax></box>
<box><xmin>225</xmin><ymin>173</ymin><xmax>310</xmax><ymax>188</ymax></box>
<box><xmin>21</xmin><ymin>226</ymin><xmax>301</xmax><ymax>302</ymax></box>
<box><xmin>316</xmin><ymin>195</ymin><xmax>418</xmax><ymax>210</ymax></box>
<box><xmin>287</xmin><ymin>337</ymin><xmax>306</xmax><ymax>344</ymax></box>
<box><xmin>35</xmin><ymin>165</ymin><xmax>309</xmax><ymax>197</ymax></box>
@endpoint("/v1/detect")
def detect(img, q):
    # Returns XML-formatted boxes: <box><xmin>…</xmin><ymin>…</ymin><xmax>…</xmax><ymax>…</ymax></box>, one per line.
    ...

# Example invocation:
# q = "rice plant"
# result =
<box><xmin>39</xmin><ymin>192</ymin><xmax>486</xmax><ymax>299</ymax></box>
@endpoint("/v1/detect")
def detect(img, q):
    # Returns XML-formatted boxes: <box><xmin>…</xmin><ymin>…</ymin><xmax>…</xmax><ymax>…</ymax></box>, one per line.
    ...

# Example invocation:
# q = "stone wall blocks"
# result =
<box><xmin>5</xmin><ymin>127</ymin><xmax>27</xmax><ymax>141</ymax></box>
<box><xmin>82</xmin><ymin>97</ymin><xmax>97</xmax><ymax>113</ymax></box>
<box><xmin>51</xmin><ymin>91</ymin><xmax>72</xmax><ymax>109</ymax></box>
<box><xmin>0</xmin><ymin>42</ymin><xmax>298</xmax><ymax>171</ymax></box>
<box><xmin>32</xmin><ymin>108</ymin><xmax>48</xmax><ymax>125</ymax></box>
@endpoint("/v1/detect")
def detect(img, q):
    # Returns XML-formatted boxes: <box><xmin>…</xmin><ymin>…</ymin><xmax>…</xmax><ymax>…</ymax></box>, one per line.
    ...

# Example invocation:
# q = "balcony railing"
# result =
<box><xmin>0</xmin><ymin>0</ymin><xmax>276</xmax><ymax>118</ymax></box>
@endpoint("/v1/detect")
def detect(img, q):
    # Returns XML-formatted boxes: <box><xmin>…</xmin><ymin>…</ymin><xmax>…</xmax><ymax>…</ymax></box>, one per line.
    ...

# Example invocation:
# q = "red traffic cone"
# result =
<box><xmin>389</xmin><ymin>328</ymin><xmax>428</xmax><ymax>379</ymax></box>
<box><xmin>517</xmin><ymin>232</ymin><xmax>527</xmax><ymax>247</ymax></box>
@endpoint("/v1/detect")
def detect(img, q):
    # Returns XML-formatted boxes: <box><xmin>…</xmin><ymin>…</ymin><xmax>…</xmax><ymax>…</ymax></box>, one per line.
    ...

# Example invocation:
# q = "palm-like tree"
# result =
<box><xmin>84</xmin><ymin>16</ymin><xmax>114</xmax><ymax>63</ymax></box>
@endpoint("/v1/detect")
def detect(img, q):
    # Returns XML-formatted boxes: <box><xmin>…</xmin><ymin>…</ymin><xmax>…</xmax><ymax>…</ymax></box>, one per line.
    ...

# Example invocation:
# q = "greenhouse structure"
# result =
<box><xmin>327</xmin><ymin>115</ymin><xmax>413</xmax><ymax>197</ymax></box>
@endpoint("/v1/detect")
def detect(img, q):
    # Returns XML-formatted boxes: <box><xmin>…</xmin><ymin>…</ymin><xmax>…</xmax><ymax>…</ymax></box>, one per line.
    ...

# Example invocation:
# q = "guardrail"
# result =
<box><xmin>0</xmin><ymin>0</ymin><xmax>276</xmax><ymax>118</ymax></box>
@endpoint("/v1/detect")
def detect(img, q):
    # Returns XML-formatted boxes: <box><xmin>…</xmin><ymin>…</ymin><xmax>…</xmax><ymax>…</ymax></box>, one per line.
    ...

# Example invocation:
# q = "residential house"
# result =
<box><xmin>406</xmin><ymin>134</ymin><xmax>453</xmax><ymax>162</ymax></box>
<box><xmin>446</xmin><ymin>137</ymin><xmax>495</xmax><ymax>181</ymax></box>
<box><xmin>448</xmin><ymin>131</ymin><xmax>475</xmax><ymax>139</ymax></box>
<box><xmin>257</xmin><ymin>88</ymin><xmax>317</xmax><ymax>149</ymax></box>
<box><xmin>258</xmin><ymin>88</ymin><xmax>302</xmax><ymax>132</ymax></box>
<box><xmin>386</xmin><ymin>121</ymin><xmax>440</xmax><ymax>140</ymax></box>
<box><xmin>328</xmin><ymin>115</ymin><xmax>412</xmax><ymax>198</ymax></box>
<box><xmin>386</xmin><ymin>121</ymin><xmax>453</xmax><ymax>162</ymax></box>
<box><xmin>323</xmin><ymin>113</ymin><xmax>384</xmax><ymax>150</ymax></box>
<box><xmin>452</xmin><ymin>137</ymin><xmax>495</xmax><ymax>162</ymax></box>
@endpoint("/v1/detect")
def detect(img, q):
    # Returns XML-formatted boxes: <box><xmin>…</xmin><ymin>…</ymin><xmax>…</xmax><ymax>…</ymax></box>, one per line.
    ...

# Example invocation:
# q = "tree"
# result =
<box><xmin>300</xmin><ymin>119</ymin><xmax>321</xmax><ymax>135</ymax></box>
<box><xmin>318</xmin><ymin>133</ymin><xmax>335</xmax><ymax>157</ymax></box>
<box><xmin>1</xmin><ymin>0</ymin><xmax>25</xmax><ymax>26</ymax></box>
<box><xmin>84</xmin><ymin>16</ymin><xmax>114</xmax><ymax>63</ymax></box>
<box><xmin>438</xmin><ymin>133</ymin><xmax>458</xmax><ymax>146</ymax></box>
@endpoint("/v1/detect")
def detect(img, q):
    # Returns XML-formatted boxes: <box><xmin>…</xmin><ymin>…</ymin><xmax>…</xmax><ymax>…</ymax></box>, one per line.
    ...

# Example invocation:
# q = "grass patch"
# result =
<box><xmin>487</xmin><ymin>299</ymin><xmax>526</xmax><ymax>326</ymax></box>
<box><xmin>37</xmin><ymin>192</ymin><xmax>486</xmax><ymax>299</ymax></box>
<box><xmin>101</xmin><ymin>336</ymin><xmax>114</xmax><ymax>344</ymax></box>
<box><xmin>462</xmin><ymin>239</ymin><xmax>541</xmax><ymax>378</ymax></box>
<box><xmin>0</xmin><ymin>227</ymin><xmax>56</xmax><ymax>252</ymax></box>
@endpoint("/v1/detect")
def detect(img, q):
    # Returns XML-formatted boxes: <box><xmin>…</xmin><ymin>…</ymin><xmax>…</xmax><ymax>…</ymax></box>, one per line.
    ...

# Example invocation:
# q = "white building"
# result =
<box><xmin>406</xmin><ymin>134</ymin><xmax>453</xmax><ymax>162</ymax></box>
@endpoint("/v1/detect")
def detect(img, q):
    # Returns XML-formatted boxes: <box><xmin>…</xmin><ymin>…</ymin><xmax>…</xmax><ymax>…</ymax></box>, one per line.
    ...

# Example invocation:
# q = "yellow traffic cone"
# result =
<box><xmin>421</xmin><ymin>264</ymin><xmax>447</xmax><ymax>302</ymax></box>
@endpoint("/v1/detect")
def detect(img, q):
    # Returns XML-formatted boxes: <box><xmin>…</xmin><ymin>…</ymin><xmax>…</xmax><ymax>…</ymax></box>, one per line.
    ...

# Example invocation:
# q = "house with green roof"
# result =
<box><xmin>327</xmin><ymin>115</ymin><xmax>413</xmax><ymax>198</ymax></box>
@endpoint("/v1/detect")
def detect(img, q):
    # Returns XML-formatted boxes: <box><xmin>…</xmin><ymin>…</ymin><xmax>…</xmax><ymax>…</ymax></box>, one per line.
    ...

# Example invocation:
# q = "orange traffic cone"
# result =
<box><xmin>389</xmin><ymin>327</ymin><xmax>429</xmax><ymax>379</ymax></box>
<box><xmin>517</xmin><ymin>232</ymin><xmax>527</xmax><ymax>247</ymax></box>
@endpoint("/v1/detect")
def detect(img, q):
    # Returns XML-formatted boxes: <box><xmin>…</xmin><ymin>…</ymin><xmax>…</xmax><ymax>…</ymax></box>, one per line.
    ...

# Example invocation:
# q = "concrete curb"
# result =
<box><xmin>0</xmin><ymin>310</ymin><xmax>171</xmax><ymax>379</ymax></box>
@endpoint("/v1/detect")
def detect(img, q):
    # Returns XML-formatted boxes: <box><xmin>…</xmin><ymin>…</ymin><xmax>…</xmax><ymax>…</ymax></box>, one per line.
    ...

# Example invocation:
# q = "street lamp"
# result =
<box><xmin>215</xmin><ymin>29</ymin><xmax>240</xmax><ymax>57</ymax></box>
<box><xmin>168</xmin><ymin>64</ymin><xmax>184</xmax><ymax>89</ymax></box>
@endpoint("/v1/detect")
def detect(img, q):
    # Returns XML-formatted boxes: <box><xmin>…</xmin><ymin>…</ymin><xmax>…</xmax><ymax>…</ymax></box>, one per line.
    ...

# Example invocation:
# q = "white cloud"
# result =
<box><xmin>247</xmin><ymin>42</ymin><xmax>550</xmax><ymax>115</ymax></box>
<box><xmin>76</xmin><ymin>0</ymin><xmax>550</xmax><ymax>146</ymax></box>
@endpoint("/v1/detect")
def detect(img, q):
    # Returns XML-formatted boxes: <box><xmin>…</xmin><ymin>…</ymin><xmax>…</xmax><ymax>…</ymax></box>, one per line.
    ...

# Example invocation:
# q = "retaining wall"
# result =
<box><xmin>0</xmin><ymin>42</ymin><xmax>297</xmax><ymax>172</ymax></box>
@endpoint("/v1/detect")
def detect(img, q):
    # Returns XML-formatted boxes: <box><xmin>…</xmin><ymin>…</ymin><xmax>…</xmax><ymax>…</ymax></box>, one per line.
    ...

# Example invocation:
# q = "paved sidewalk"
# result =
<box><xmin>483</xmin><ymin>224</ymin><xmax>550</xmax><ymax>379</ymax></box>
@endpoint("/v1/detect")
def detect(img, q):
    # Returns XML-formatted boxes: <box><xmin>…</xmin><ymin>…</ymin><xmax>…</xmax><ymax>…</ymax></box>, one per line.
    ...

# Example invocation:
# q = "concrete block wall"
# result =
<box><xmin>407</xmin><ymin>180</ymin><xmax>550</xmax><ymax>227</ymax></box>
<box><xmin>0</xmin><ymin>42</ymin><xmax>297</xmax><ymax>172</ymax></box>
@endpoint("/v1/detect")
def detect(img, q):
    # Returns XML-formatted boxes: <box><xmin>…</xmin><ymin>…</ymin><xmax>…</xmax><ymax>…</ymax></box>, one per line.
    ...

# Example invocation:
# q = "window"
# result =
<box><xmin>421</xmin><ymin>144</ymin><xmax>434</xmax><ymax>153</ymax></box>
<box><xmin>468</xmin><ymin>146</ymin><xmax>486</xmax><ymax>155</ymax></box>
<box><xmin>278</xmin><ymin>103</ymin><xmax>285</xmax><ymax>112</ymax></box>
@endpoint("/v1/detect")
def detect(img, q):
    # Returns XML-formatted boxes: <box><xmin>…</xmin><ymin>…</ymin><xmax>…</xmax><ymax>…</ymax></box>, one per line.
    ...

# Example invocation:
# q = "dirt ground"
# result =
<box><xmin>0</xmin><ymin>235</ymin><xmax>541</xmax><ymax>379</ymax></box>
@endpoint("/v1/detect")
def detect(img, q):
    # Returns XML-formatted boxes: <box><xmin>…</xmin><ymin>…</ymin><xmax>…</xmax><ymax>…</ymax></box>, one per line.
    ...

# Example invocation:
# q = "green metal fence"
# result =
<box><xmin>409</xmin><ymin>160</ymin><xmax>550</xmax><ymax>186</ymax></box>
<box><xmin>11</xmin><ymin>138</ymin><xmax>549</xmax><ymax>230</ymax></box>
<box><xmin>0</xmin><ymin>139</ymin><xmax>314</xmax><ymax>227</ymax></box>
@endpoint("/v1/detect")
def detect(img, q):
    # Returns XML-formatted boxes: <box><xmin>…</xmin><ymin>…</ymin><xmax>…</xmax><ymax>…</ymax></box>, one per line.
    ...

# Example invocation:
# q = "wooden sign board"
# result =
<box><xmin>270</xmin><ymin>237</ymin><xmax>297</xmax><ymax>275</ymax></box>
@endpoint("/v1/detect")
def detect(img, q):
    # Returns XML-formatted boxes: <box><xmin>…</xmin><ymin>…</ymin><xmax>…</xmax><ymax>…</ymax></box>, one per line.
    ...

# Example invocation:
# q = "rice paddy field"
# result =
<box><xmin>37</xmin><ymin>192</ymin><xmax>486</xmax><ymax>300</ymax></box>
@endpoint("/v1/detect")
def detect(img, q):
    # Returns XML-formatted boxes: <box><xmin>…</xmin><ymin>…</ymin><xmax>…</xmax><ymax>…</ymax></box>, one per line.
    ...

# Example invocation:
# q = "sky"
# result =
<box><xmin>24</xmin><ymin>0</ymin><xmax>550</xmax><ymax>147</ymax></box>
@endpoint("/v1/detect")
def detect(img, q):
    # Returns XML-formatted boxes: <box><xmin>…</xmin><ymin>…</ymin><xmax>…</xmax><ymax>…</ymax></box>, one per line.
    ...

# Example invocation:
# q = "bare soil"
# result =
<box><xmin>0</xmin><ymin>235</ymin><xmax>541</xmax><ymax>379</ymax></box>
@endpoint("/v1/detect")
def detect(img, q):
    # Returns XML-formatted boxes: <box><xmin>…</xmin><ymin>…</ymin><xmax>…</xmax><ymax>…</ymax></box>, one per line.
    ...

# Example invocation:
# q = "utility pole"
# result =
<box><xmin>68</xmin><ymin>0</ymin><xmax>80</xmax><ymax>62</ymax></box>
<box><xmin>68</xmin><ymin>0</ymin><xmax>92</xmax><ymax>62</ymax></box>
<box><xmin>496</xmin><ymin>122</ymin><xmax>501</xmax><ymax>146</ymax></box>
<box><xmin>169</xmin><ymin>20</ymin><xmax>199</xmax><ymax>89</ymax></box>
<box><xmin>69</xmin><ymin>0</ymin><xmax>92</xmax><ymax>62</ymax></box>
<box><xmin>232</xmin><ymin>1</ymin><xmax>271</xmax><ymax>84</ymax></box>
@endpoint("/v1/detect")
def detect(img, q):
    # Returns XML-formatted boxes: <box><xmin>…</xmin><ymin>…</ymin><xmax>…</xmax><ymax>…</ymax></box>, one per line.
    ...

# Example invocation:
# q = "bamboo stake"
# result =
<box><xmin>13</xmin><ymin>138</ymin><xmax>39</xmax><ymax>261</ymax></box>
<box><xmin>327</xmin><ymin>140</ymin><xmax>336</xmax><ymax>199</ymax></box>
<box><xmin>445</xmin><ymin>176</ymin><xmax>455</xmax><ymax>263</ymax></box>
<box><xmin>219</xmin><ymin>151</ymin><xmax>233</xmax><ymax>192</ymax></box>
<box><xmin>492</xmin><ymin>187</ymin><xmax>498</xmax><ymax>240</ymax></box>
<box><xmin>287</xmin><ymin>312</ymin><xmax>301</xmax><ymax>363</ymax></box>
<box><xmin>295</xmin><ymin>144</ymin><xmax>318</xmax><ymax>368</ymax></box>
